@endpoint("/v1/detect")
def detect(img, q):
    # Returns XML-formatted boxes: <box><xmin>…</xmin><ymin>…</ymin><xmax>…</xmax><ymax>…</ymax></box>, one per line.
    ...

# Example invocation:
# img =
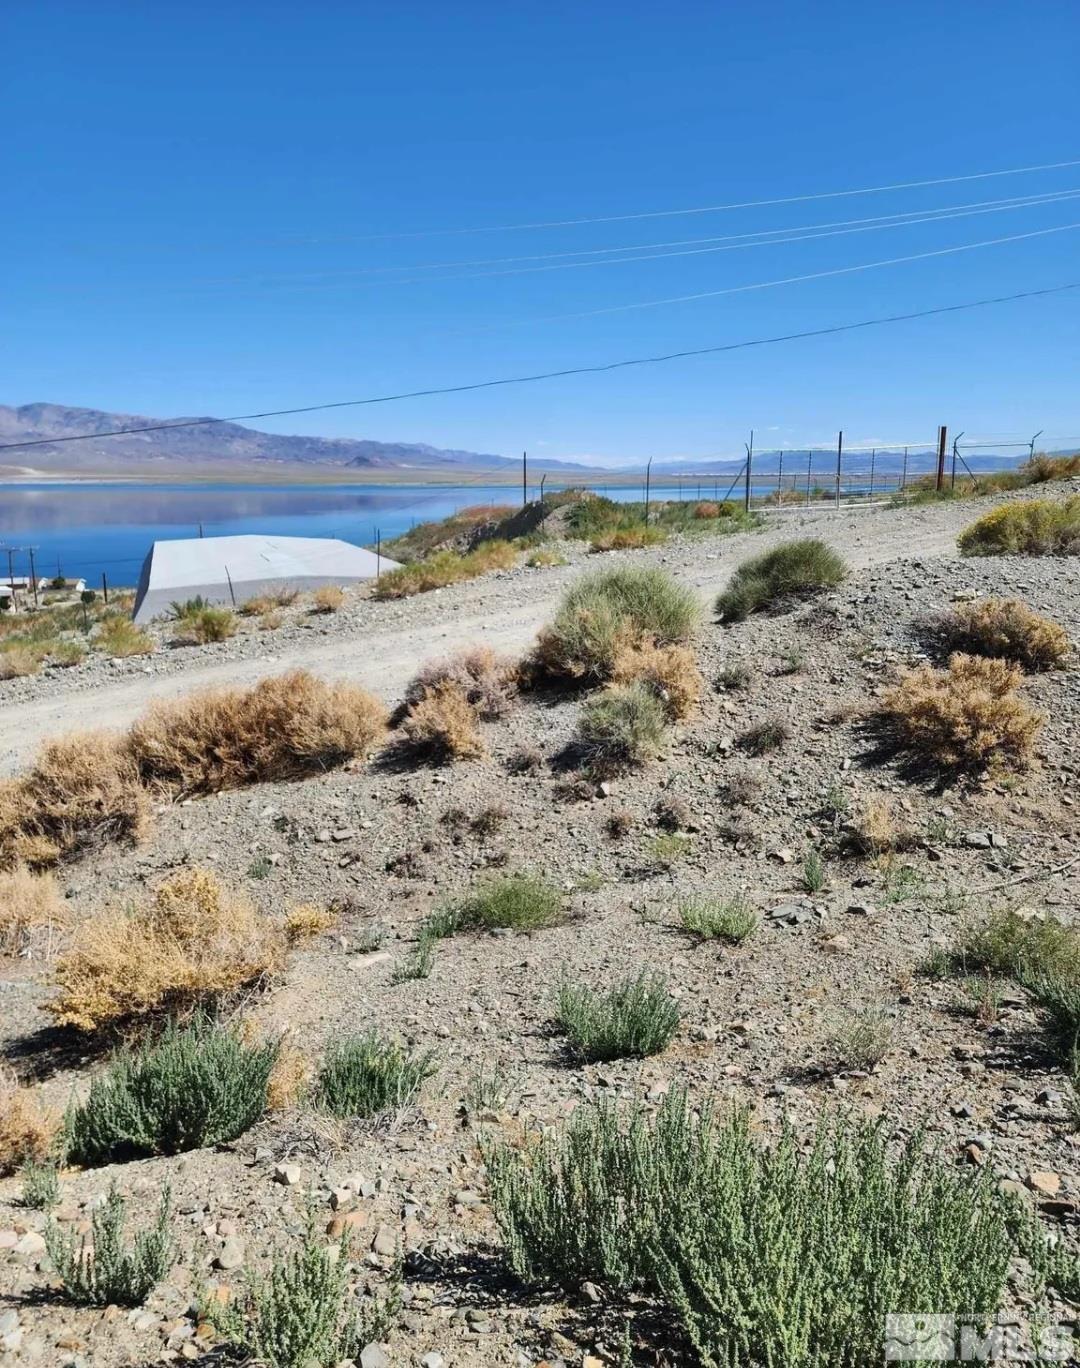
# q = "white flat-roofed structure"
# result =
<box><xmin>132</xmin><ymin>533</ymin><xmax>399</xmax><ymax>623</ymax></box>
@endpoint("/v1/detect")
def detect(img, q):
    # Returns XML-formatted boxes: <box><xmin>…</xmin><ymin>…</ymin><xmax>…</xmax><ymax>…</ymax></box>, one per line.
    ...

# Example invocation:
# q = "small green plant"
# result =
<box><xmin>435</xmin><ymin>874</ymin><xmax>566</xmax><ymax>937</ymax></box>
<box><xmin>170</xmin><ymin>595</ymin><xmax>211</xmax><ymax>619</ymax></box>
<box><xmin>247</xmin><ymin>853</ymin><xmax>273</xmax><ymax>880</ymax></box>
<box><xmin>648</xmin><ymin>832</ymin><xmax>692</xmax><ymax>868</ymax></box>
<box><xmin>737</xmin><ymin>717</ymin><xmax>790</xmax><ymax>755</ymax></box>
<box><xmin>576</xmin><ymin>681</ymin><xmax>668</xmax><ymax>770</ymax></box>
<box><xmin>715</xmin><ymin>661</ymin><xmax>752</xmax><ymax>692</ymax></box>
<box><xmin>881</xmin><ymin>863</ymin><xmax>925</xmax><ymax>905</ymax></box>
<box><xmin>46</xmin><ymin>1184</ymin><xmax>172</xmax><ymax>1307</ymax></box>
<box><xmin>556</xmin><ymin>971</ymin><xmax>680</xmax><ymax>1061</ymax></box>
<box><xmin>778</xmin><ymin>648</ymin><xmax>806</xmax><ymax>676</ymax></box>
<box><xmin>464</xmin><ymin>1063</ymin><xmax>515</xmax><ymax>1116</ymax></box>
<box><xmin>677</xmin><ymin>895</ymin><xmax>758</xmax><ymax>944</ymax></box>
<box><xmin>65</xmin><ymin>1018</ymin><xmax>279</xmax><ymax>1167</ymax></box>
<box><xmin>20</xmin><ymin>1158</ymin><xmax>59</xmax><ymax>1210</ymax></box>
<box><xmin>801</xmin><ymin>848</ymin><xmax>826</xmax><ymax>892</ymax></box>
<box><xmin>391</xmin><ymin>937</ymin><xmax>435</xmax><ymax>983</ymax></box>
<box><xmin>354</xmin><ymin>923</ymin><xmax>386</xmax><ymax>954</ymax></box>
<box><xmin>174</xmin><ymin>605</ymin><xmax>237</xmax><ymax>644</ymax></box>
<box><xmin>210</xmin><ymin>1222</ymin><xmax>399</xmax><ymax>1368</ymax></box>
<box><xmin>716</xmin><ymin>539</ymin><xmax>847</xmax><ymax>621</ymax></box>
<box><xmin>821</xmin><ymin>1005</ymin><xmax>895</xmax><ymax>1074</ymax></box>
<box><xmin>316</xmin><ymin>1031</ymin><xmax>437</xmax><ymax>1119</ymax></box>
<box><xmin>821</xmin><ymin>782</ymin><xmax>850</xmax><ymax>820</ymax></box>
<box><xmin>95</xmin><ymin>616</ymin><xmax>153</xmax><ymax>657</ymax></box>
<box><xmin>959</xmin><ymin>973</ymin><xmax>1005</xmax><ymax>1026</ymax></box>
<box><xmin>958</xmin><ymin>497</ymin><xmax>1080</xmax><ymax>557</ymax></box>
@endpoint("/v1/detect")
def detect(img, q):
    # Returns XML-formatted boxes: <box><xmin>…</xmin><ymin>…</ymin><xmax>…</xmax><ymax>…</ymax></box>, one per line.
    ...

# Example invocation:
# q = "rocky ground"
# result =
<box><xmin>1</xmin><ymin>488</ymin><xmax>1080</xmax><ymax>1366</ymax></box>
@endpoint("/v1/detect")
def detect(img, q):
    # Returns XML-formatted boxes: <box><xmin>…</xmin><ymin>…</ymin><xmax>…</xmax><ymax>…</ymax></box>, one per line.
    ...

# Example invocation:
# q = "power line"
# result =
<box><xmin>2</xmin><ymin>279</ymin><xmax>1077</xmax><ymax>454</ymax></box>
<box><xmin>507</xmin><ymin>220</ymin><xmax>1080</xmax><ymax>326</ymax></box>
<box><xmin>292</xmin><ymin>157</ymin><xmax>1080</xmax><ymax>242</ymax></box>
<box><xmin>194</xmin><ymin>188</ymin><xmax>1080</xmax><ymax>291</ymax></box>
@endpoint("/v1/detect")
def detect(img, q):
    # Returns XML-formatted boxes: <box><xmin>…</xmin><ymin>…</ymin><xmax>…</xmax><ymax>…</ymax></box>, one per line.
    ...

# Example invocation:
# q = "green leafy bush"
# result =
<box><xmin>677</xmin><ymin>895</ymin><xmax>758</xmax><ymax>943</ymax></box>
<box><xmin>535</xmin><ymin>566</ymin><xmax>699</xmax><ymax>681</ymax></box>
<box><xmin>46</xmin><ymin>1184</ymin><xmax>172</xmax><ymax>1306</ymax></box>
<box><xmin>317</xmin><ymin>1031</ymin><xmax>437</xmax><ymax>1119</ymax></box>
<box><xmin>555</xmin><ymin>971</ymin><xmax>680</xmax><ymax>1061</ymax></box>
<box><xmin>576</xmin><ymin>681</ymin><xmax>668</xmax><ymax>770</ymax></box>
<box><xmin>210</xmin><ymin>1222</ymin><xmax>397</xmax><ymax>1368</ymax></box>
<box><xmin>715</xmin><ymin>539</ymin><xmax>847</xmax><ymax>621</ymax></box>
<box><xmin>20</xmin><ymin>1158</ymin><xmax>59</xmax><ymax>1210</ymax></box>
<box><xmin>485</xmin><ymin>1089</ymin><xmax>1013</xmax><ymax>1367</ymax></box>
<box><xmin>65</xmin><ymin>1018</ymin><xmax>278</xmax><ymax>1166</ymax></box>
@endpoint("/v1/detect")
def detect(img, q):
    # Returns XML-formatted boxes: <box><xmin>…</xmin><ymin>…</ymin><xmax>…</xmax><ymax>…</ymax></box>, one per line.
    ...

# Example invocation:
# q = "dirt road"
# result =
<box><xmin>0</xmin><ymin>497</ymin><xmax>977</xmax><ymax>774</ymax></box>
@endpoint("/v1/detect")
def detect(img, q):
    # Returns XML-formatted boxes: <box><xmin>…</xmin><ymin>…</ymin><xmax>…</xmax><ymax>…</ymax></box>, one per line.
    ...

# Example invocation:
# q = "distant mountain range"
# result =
<box><xmin>0</xmin><ymin>403</ymin><xmax>592</xmax><ymax>474</ymax></box>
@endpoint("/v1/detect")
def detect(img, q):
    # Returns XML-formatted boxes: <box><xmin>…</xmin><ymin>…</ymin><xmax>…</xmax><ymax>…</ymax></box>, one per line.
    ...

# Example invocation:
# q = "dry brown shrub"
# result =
<box><xmin>0</xmin><ymin>646</ymin><xmax>43</xmax><ymax>679</ymax></box>
<box><xmin>284</xmin><ymin>902</ymin><xmax>338</xmax><ymax>943</ymax></box>
<box><xmin>850</xmin><ymin>795</ymin><xmax>918</xmax><ymax>857</ymax></box>
<box><xmin>0</xmin><ymin>733</ymin><xmax>151</xmax><ymax>870</ymax></box>
<box><xmin>611</xmin><ymin>640</ymin><xmax>703</xmax><ymax>720</ymax></box>
<box><xmin>49</xmin><ymin>866</ymin><xmax>285</xmax><ymax>1033</ymax></box>
<box><xmin>127</xmin><ymin>670</ymin><xmax>387</xmax><ymax>795</ymax></box>
<box><xmin>266</xmin><ymin>1039</ymin><xmax>313</xmax><ymax>1110</ymax></box>
<box><xmin>0</xmin><ymin>1066</ymin><xmax>57</xmax><ymax>1175</ymax></box>
<box><xmin>0</xmin><ymin>865</ymin><xmax>66</xmax><ymax>956</ymax></box>
<box><xmin>311</xmin><ymin>585</ymin><xmax>345</xmax><ymax>613</ymax></box>
<box><xmin>400</xmin><ymin>680</ymin><xmax>484</xmax><ymax>761</ymax></box>
<box><xmin>258</xmin><ymin>611</ymin><xmax>283</xmax><ymax>632</ymax></box>
<box><xmin>881</xmin><ymin>653</ymin><xmax>1042</xmax><ymax>771</ymax></box>
<box><xmin>239</xmin><ymin>594</ymin><xmax>276</xmax><ymax>617</ymax></box>
<box><xmin>932</xmin><ymin>598</ymin><xmax>1069</xmax><ymax>672</ymax></box>
<box><xmin>404</xmin><ymin>645</ymin><xmax>518</xmax><ymax>719</ymax></box>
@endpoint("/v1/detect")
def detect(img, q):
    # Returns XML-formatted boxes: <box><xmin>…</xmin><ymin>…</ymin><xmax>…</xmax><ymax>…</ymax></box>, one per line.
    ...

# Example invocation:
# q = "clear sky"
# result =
<box><xmin>4</xmin><ymin>1</ymin><xmax>1079</xmax><ymax>467</ymax></box>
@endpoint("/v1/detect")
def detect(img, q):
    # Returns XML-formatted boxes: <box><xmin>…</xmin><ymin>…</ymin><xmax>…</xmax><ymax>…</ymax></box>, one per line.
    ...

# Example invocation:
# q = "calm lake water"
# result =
<box><xmin>0</xmin><ymin>478</ymin><xmax>733</xmax><ymax>586</ymax></box>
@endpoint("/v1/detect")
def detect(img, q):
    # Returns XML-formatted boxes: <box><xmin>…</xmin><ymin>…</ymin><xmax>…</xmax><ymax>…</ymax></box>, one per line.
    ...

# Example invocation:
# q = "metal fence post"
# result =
<box><xmin>868</xmin><ymin>449</ymin><xmax>876</xmax><ymax>498</ymax></box>
<box><xmin>805</xmin><ymin>451</ymin><xmax>812</xmax><ymax>505</ymax></box>
<box><xmin>744</xmin><ymin>431</ymin><xmax>754</xmax><ymax>513</ymax></box>
<box><xmin>935</xmin><ymin>425</ymin><xmax>948</xmax><ymax>491</ymax></box>
<box><xmin>644</xmin><ymin>458</ymin><xmax>652</xmax><ymax>526</ymax></box>
<box><xmin>902</xmin><ymin>447</ymin><xmax>909</xmax><ymax>490</ymax></box>
<box><xmin>777</xmin><ymin>450</ymin><xmax>784</xmax><ymax>499</ymax></box>
<box><xmin>835</xmin><ymin>431</ymin><xmax>843</xmax><ymax>506</ymax></box>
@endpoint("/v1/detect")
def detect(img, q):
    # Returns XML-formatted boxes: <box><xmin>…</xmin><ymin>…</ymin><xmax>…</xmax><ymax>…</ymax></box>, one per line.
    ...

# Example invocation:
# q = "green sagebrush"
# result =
<box><xmin>485</xmin><ymin>1088</ymin><xmax>1012</xmax><ymax>1368</ymax></box>
<box><xmin>317</xmin><ymin>1030</ymin><xmax>437</xmax><ymax>1119</ymax></box>
<box><xmin>210</xmin><ymin>1222</ymin><xmax>399</xmax><ymax>1368</ymax></box>
<box><xmin>46</xmin><ymin>1183</ymin><xmax>172</xmax><ymax>1307</ymax></box>
<box><xmin>556</xmin><ymin>970</ymin><xmax>680</xmax><ymax>1061</ymax></box>
<box><xmin>716</xmin><ymin>538</ymin><xmax>846</xmax><ymax>622</ymax></box>
<box><xmin>65</xmin><ymin>1016</ymin><xmax>279</xmax><ymax>1166</ymax></box>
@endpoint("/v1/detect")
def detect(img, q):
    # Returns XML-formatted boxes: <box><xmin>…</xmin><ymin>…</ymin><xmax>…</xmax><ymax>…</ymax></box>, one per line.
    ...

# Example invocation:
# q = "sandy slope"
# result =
<box><xmin>0</xmin><ymin>497</ymin><xmax>980</xmax><ymax>773</ymax></box>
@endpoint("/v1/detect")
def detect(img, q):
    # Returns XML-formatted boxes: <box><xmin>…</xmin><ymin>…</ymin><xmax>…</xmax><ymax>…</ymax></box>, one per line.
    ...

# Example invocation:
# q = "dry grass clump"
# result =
<box><xmin>0</xmin><ymin>733</ymin><xmax>151</xmax><ymax>869</ymax></box>
<box><xmin>0</xmin><ymin>645</ymin><xmax>43</xmax><ymax>679</ymax></box>
<box><xmin>374</xmin><ymin>540</ymin><xmax>517</xmax><ymax>599</ymax></box>
<box><xmin>0</xmin><ymin>864</ymin><xmax>65</xmax><ymax>956</ymax></box>
<box><xmin>311</xmin><ymin>585</ymin><xmax>345</xmax><ymax>613</ymax></box>
<box><xmin>0</xmin><ymin>1067</ymin><xmax>57</xmax><ymax>1175</ymax></box>
<box><xmin>239</xmin><ymin>594</ymin><xmax>276</xmax><ymax>617</ymax></box>
<box><xmin>48</xmin><ymin>639</ymin><xmax>87</xmax><ymax>668</ymax></box>
<box><xmin>172</xmin><ymin>606</ymin><xmax>237</xmax><ymax>644</ymax></box>
<box><xmin>881</xmin><ymin>653</ymin><xmax>1042</xmax><ymax>772</ymax></box>
<box><xmin>96</xmin><ymin>617</ymin><xmax>154</xmax><ymax>657</ymax></box>
<box><xmin>848</xmin><ymin>795</ymin><xmax>918</xmax><ymax>857</ymax></box>
<box><xmin>128</xmin><ymin>669</ymin><xmax>386</xmax><ymax>795</ymax></box>
<box><xmin>576</xmin><ymin>681</ymin><xmax>668</xmax><ymax>771</ymax></box>
<box><xmin>611</xmin><ymin>640</ymin><xmax>702</xmax><ymax>720</ymax></box>
<box><xmin>930</xmin><ymin>598</ymin><xmax>1069</xmax><ymax>671</ymax></box>
<box><xmin>284</xmin><ymin>902</ymin><xmax>338</xmax><ymax>943</ymax></box>
<box><xmin>590</xmin><ymin>526</ymin><xmax>666</xmax><ymax>552</ymax></box>
<box><xmin>49</xmin><ymin>867</ymin><xmax>284</xmax><ymax>1033</ymax></box>
<box><xmin>533</xmin><ymin>565</ymin><xmax>699</xmax><ymax>683</ymax></box>
<box><xmin>958</xmin><ymin>497</ymin><xmax>1080</xmax><ymax>557</ymax></box>
<box><xmin>265</xmin><ymin>1038</ymin><xmax>314</xmax><ymax>1110</ymax></box>
<box><xmin>404</xmin><ymin>645</ymin><xmax>518</xmax><ymax>719</ymax></box>
<box><xmin>400</xmin><ymin>680</ymin><xmax>484</xmax><ymax>761</ymax></box>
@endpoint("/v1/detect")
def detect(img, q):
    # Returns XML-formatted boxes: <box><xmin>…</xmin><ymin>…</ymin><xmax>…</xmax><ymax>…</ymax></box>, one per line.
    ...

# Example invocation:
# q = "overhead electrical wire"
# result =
<box><xmin>293</xmin><ymin>157</ymin><xmax>1080</xmax><ymax>242</ymax></box>
<box><xmin>196</xmin><ymin>186</ymin><xmax>1080</xmax><ymax>287</ymax></box>
<box><xmin>1</xmin><ymin>279</ymin><xmax>1077</xmax><ymax>453</ymax></box>
<box><xmin>502</xmin><ymin>220</ymin><xmax>1080</xmax><ymax>326</ymax></box>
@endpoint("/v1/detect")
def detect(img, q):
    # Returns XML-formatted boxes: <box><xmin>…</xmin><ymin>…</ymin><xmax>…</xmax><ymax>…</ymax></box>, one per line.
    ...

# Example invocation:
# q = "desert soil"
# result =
<box><xmin>2</xmin><ymin>487</ymin><xmax>1080</xmax><ymax>1367</ymax></box>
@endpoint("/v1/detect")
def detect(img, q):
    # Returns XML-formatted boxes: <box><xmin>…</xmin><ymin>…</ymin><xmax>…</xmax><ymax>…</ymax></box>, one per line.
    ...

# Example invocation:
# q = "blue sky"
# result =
<box><xmin>4</xmin><ymin>1</ymin><xmax>1079</xmax><ymax>467</ymax></box>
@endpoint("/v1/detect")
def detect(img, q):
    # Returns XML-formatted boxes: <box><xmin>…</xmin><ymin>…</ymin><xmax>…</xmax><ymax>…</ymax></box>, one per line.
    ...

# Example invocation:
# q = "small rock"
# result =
<box><xmin>214</xmin><ymin>1237</ymin><xmax>245</xmax><ymax>1271</ymax></box>
<box><xmin>13</xmin><ymin>1231</ymin><xmax>46</xmax><ymax>1258</ymax></box>
<box><xmin>420</xmin><ymin>1355</ymin><xmax>446</xmax><ymax>1368</ymax></box>
<box><xmin>1026</xmin><ymin>1171</ymin><xmax>1062</xmax><ymax>1198</ymax></box>
<box><xmin>371</xmin><ymin>1224</ymin><xmax>397</xmax><ymax>1257</ymax></box>
<box><xmin>964</xmin><ymin>832</ymin><xmax>993</xmax><ymax>850</ymax></box>
<box><xmin>359</xmin><ymin>1345</ymin><xmax>390</xmax><ymax>1368</ymax></box>
<box><xmin>273</xmin><ymin>1164</ymin><xmax>302</xmax><ymax>1186</ymax></box>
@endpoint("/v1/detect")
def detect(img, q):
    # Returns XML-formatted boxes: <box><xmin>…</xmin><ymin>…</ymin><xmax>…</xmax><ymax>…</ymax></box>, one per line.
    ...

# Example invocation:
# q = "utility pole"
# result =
<box><xmin>744</xmin><ymin>430</ymin><xmax>754</xmax><ymax>513</ymax></box>
<box><xmin>835</xmin><ymin>431</ymin><xmax>843</xmax><ymax>505</ymax></box>
<box><xmin>522</xmin><ymin>450</ymin><xmax>527</xmax><ymax>508</ymax></box>
<box><xmin>934</xmin><ymin>425</ymin><xmax>948</xmax><ymax>491</ymax></box>
<box><xmin>644</xmin><ymin>458</ymin><xmax>653</xmax><ymax>525</ymax></box>
<box><xmin>4</xmin><ymin>548</ymin><xmax>15</xmax><ymax>607</ymax></box>
<box><xmin>28</xmin><ymin>548</ymin><xmax>38</xmax><ymax>607</ymax></box>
